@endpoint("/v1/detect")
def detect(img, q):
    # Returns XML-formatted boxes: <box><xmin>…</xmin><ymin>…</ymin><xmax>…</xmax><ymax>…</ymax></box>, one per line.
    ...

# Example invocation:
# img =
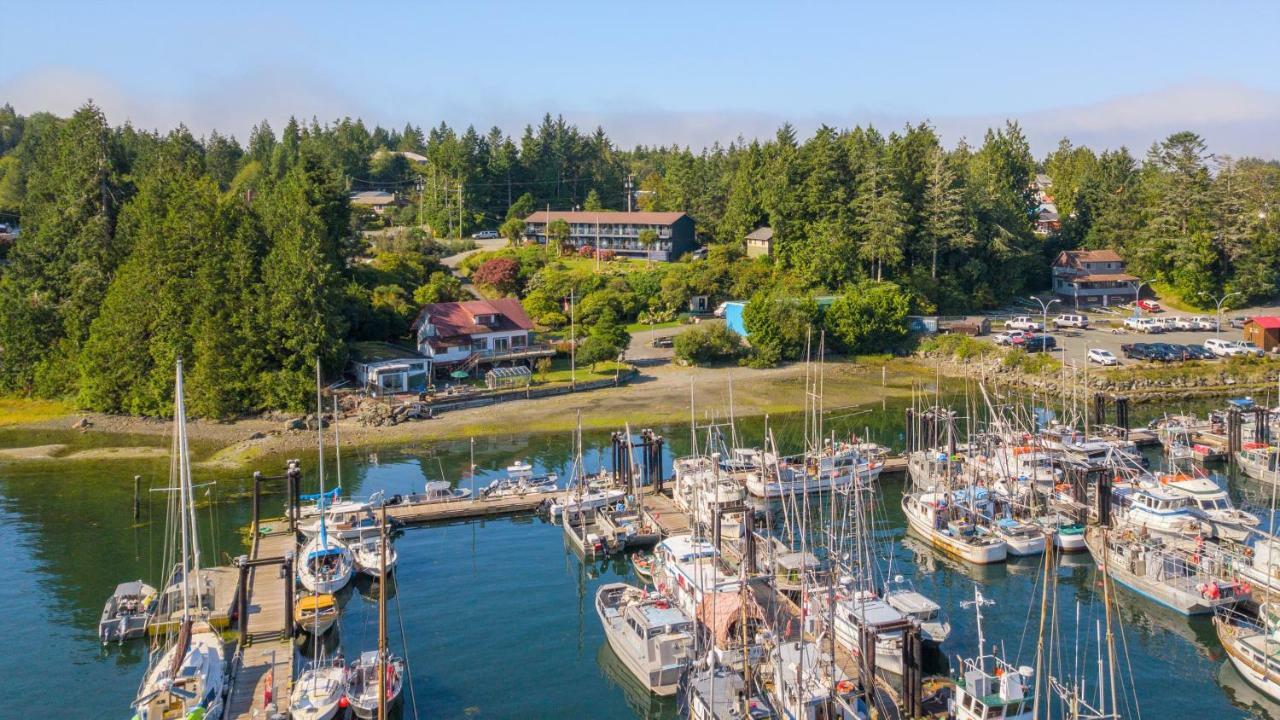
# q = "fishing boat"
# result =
<box><xmin>951</xmin><ymin>586</ymin><xmax>1035</xmax><ymax>720</ymax></box>
<box><xmin>902</xmin><ymin>492</ymin><xmax>1008</xmax><ymax>564</ymax></box>
<box><xmin>682</xmin><ymin>662</ymin><xmax>776</xmax><ymax>720</ymax></box>
<box><xmin>882</xmin><ymin>577</ymin><xmax>951</xmax><ymax>645</ymax></box>
<box><xmin>1112</xmin><ymin>485</ymin><xmax>1206</xmax><ymax>539</ymax></box>
<box><xmin>1237</xmin><ymin>443</ymin><xmax>1280</xmax><ymax>483</ymax></box>
<box><xmin>1157</xmin><ymin>475</ymin><xmax>1260</xmax><ymax>541</ymax></box>
<box><xmin>988</xmin><ymin>517</ymin><xmax>1047</xmax><ymax>556</ymax></box>
<box><xmin>352</xmin><ymin>531</ymin><xmax>398</xmax><ymax>577</ymax></box>
<box><xmin>632</xmin><ymin>552</ymin><xmax>655</xmax><ymax>584</ymax></box>
<box><xmin>1037</xmin><ymin>513</ymin><xmax>1087</xmax><ymax>552</ymax></box>
<box><xmin>290</xmin><ymin>661</ymin><xmax>347</xmax><ymax>720</ymax></box>
<box><xmin>99</xmin><ymin>580</ymin><xmax>156</xmax><ymax>644</ymax></box>
<box><xmin>653</xmin><ymin>535</ymin><xmax>739</xmax><ymax>618</ymax></box>
<box><xmin>745</xmin><ymin>442</ymin><xmax>881</xmax><ymax>498</ymax></box>
<box><xmin>767</xmin><ymin>639</ymin><xmax>865</xmax><ymax>719</ymax></box>
<box><xmin>820</xmin><ymin>588</ymin><xmax>908</xmax><ymax>675</ymax></box>
<box><xmin>1085</xmin><ymin>526</ymin><xmax>1249</xmax><ymax>615</ymax></box>
<box><xmin>132</xmin><ymin>361</ymin><xmax>227</xmax><ymax>720</ymax></box>
<box><xmin>595</xmin><ymin>582</ymin><xmax>696</xmax><ymax>696</ymax></box>
<box><xmin>293</xmin><ymin>593</ymin><xmax>339</xmax><ymax>636</ymax></box>
<box><xmin>1215</xmin><ymin>604</ymin><xmax>1280</xmax><ymax>703</ymax></box>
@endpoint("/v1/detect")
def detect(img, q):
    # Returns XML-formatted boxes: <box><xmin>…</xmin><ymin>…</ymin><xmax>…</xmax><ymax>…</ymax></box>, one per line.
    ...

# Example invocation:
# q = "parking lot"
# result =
<box><xmin>980</xmin><ymin>308</ymin><xmax>1276</xmax><ymax>367</ymax></box>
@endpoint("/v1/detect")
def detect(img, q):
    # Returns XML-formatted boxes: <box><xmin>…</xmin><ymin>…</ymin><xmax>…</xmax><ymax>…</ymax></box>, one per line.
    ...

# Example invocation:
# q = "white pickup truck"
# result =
<box><xmin>1005</xmin><ymin>316</ymin><xmax>1043</xmax><ymax>332</ymax></box>
<box><xmin>1124</xmin><ymin>317</ymin><xmax>1162</xmax><ymax>333</ymax></box>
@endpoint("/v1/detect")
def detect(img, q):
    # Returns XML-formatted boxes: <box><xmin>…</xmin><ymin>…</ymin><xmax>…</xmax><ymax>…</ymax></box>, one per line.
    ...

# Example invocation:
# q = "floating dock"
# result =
<box><xmin>147</xmin><ymin>566</ymin><xmax>240</xmax><ymax>636</ymax></box>
<box><xmin>225</xmin><ymin>528</ymin><xmax>295</xmax><ymax>720</ymax></box>
<box><xmin>384</xmin><ymin>491</ymin><xmax>568</xmax><ymax>526</ymax></box>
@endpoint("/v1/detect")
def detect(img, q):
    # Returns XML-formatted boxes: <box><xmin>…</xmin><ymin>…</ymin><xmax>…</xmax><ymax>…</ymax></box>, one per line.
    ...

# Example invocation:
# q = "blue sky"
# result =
<box><xmin>5</xmin><ymin>1</ymin><xmax>1280</xmax><ymax>156</ymax></box>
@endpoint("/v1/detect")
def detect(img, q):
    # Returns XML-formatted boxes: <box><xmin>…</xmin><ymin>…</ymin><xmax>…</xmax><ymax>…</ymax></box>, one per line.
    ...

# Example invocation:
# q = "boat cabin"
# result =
<box><xmin>954</xmin><ymin>656</ymin><xmax>1034</xmax><ymax>720</ymax></box>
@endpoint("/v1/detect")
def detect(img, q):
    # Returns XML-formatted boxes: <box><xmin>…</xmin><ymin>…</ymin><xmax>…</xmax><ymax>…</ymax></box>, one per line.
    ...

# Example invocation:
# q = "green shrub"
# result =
<box><xmin>674</xmin><ymin>323</ymin><xmax>745</xmax><ymax>366</ymax></box>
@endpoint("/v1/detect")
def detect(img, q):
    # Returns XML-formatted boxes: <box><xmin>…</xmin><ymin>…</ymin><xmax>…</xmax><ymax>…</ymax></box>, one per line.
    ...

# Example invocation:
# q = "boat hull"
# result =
<box><xmin>1217</xmin><ymin>616</ymin><xmax>1280</xmax><ymax>703</ymax></box>
<box><xmin>902</xmin><ymin>497</ymin><xmax>1007</xmax><ymax>565</ymax></box>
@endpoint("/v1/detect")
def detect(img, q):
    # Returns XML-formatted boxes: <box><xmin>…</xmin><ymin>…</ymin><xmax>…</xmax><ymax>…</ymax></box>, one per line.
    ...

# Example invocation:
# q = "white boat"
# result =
<box><xmin>745</xmin><ymin>442</ymin><xmax>881</xmax><ymax>498</ymax></box>
<box><xmin>767</xmin><ymin>639</ymin><xmax>864</xmax><ymax>720</ymax></box>
<box><xmin>1112</xmin><ymin>485</ymin><xmax>1206</xmax><ymax>539</ymax></box>
<box><xmin>419</xmin><ymin>480</ymin><xmax>471</xmax><ymax>503</ymax></box>
<box><xmin>595</xmin><ymin>583</ymin><xmax>696</xmax><ymax>696</ymax></box>
<box><xmin>352</xmin><ymin>532</ymin><xmax>398</xmax><ymax>577</ymax></box>
<box><xmin>100</xmin><ymin>580</ymin><xmax>156</xmax><ymax>644</ymax></box>
<box><xmin>345</xmin><ymin>649</ymin><xmax>406</xmax><ymax>718</ymax></box>
<box><xmin>133</xmin><ymin>362</ymin><xmax>226</xmax><ymax>720</ymax></box>
<box><xmin>1085</xmin><ymin>527</ymin><xmax>1249</xmax><ymax>615</ymax></box>
<box><xmin>298</xmin><ymin>533</ymin><xmax>355</xmax><ymax>594</ymax></box>
<box><xmin>902</xmin><ymin>492</ymin><xmax>1008</xmax><ymax>564</ymax></box>
<box><xmin>297</xmin><ymin>499</ymin><xmax>386</xmax><ymax>540</ymax></box>
<box><xmin>821</xmin><ymin>588</ymin><xmax>907</xmax><ymax>675</ymax></box>
<box><xmin>1156</xmin><ymin>475</ymin><xmax>1260</xmax><ymax>541</ymax></box>
<box><xmin>683</xmin><ymin>662</ymin><xmax>776</xmax><ymax>720</ymax></box>
<box><xmin>653</xmin><ymin>535</ymin><xmax>739</xmax><ymax>617</ymax></box>
<box><xmin>1037</xmin><ymin>514</ymin><xmax>1087</xmax><ymax>552</ymax></box>
<box><xmin>883</xmin><ymin>578</ymin><xmax>950</xmax><ymax>645</ymax></box>
<box><xmin>548</xmin><ymin>487</ymin><xmax>626</xmax><ymax>520</ymax></box>
<box><xmin>989</xmin><ymin>517</ymin><xmax>1046</xmax><ymax>556</ymax></box>
<box><xmin>951</xmin><ymin>586</ymin><xmax>1035</xmax><ymax>720</ymax></box>
<box><xmin>290</xmin><ymin>663</ymin><xmax>347</xmax><ymax>720</ymax></box>
<box><xmin>1237</xmin><ymin>443</ymin><xmax>1280</xmax><ymax>483</ymax></box>
<box><xmin>1215</xmin><ymin>604</ymin><xmax>1280</xmax><ymax>703</ymax></box>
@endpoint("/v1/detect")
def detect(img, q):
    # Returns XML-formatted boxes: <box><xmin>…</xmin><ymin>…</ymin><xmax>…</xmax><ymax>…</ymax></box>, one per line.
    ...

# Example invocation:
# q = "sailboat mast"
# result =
<box><xmin>378</xmin><ymin>503</ymin><xmax>389</xmax><ymax>720</ymax></box>
<box><xmin>316</xmin><ymin>357</ymin><xmax>327</xmax><ymax>548</ymax></box>
<box><xmin>333</xmin><ymin>395</ymin><xmax>342</xmax><ymax>493</ymax></box>
<box><xmin>175</xmin><ymin>360</ymin><xmax>192</xmax><ymax>617</ymax></box>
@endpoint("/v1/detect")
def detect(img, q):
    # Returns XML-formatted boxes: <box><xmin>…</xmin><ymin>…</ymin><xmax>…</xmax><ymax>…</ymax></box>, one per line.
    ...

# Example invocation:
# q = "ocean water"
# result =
<box><xmin>2</xmin><ymin>395</ymin><xmax>1278</xmax><ymax>719</ymax></box>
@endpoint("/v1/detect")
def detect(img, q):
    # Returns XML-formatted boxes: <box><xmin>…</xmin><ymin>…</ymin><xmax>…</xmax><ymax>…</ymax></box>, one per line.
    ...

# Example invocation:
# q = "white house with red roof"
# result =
<box><xmin>411</xmin><ymin>298</ymin><xmax>554</xmax><ymax>373</ymax></box>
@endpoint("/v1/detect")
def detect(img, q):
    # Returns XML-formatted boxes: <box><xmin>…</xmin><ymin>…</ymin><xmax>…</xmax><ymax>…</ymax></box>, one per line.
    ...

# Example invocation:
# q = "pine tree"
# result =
<box><xmin>922</xmin><ymin>147</ymin><xmax>973</xmax><ymax>279</ymax></box>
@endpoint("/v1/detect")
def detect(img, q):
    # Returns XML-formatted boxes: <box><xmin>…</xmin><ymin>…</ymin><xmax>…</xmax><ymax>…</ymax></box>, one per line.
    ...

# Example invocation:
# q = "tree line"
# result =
<box><xmin>0</xmin><ymin>102</ymin><xmax>1277</xmax><ymax>415</ymax></box>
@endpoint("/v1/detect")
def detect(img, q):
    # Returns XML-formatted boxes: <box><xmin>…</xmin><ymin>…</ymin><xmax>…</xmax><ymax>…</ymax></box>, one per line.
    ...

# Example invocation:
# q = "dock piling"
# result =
<box><xmin>132</xmin><ymin>475</ymin><xmax>142</xmax><ymax>521</ymax></box>
<box><xmin>235</xmin><ymin>555</ymin><xmax>250</xmax><ymax>644</ymax></box>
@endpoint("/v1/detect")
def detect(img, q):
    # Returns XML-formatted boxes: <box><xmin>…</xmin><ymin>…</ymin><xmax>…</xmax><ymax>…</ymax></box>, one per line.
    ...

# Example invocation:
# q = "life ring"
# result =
<box><xmin>836</xmin><ymin>680</ymin><xmax>855</xmax><ymax>694</ymax></box>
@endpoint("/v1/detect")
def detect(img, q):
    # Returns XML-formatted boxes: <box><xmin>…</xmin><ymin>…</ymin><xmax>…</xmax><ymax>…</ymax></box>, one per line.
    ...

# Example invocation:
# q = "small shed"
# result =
<box><xmin>1244</xmin><ymin>316</ymin><xmax>1280</xmax><ymax>351</ymax></box>
<box><xmin>350</xmin><ymin>342</ymin><xmax>431</xmax><ymax>396</ymax></box>
<box><xmin>745</xmin><ymin>226</ymin><xmax>774</xmax><ymax>257</ymax></box>
<box><xmin>485</xmin><ymin>365</ymin><xmax>531</xmax><ymax>390</ymax></box>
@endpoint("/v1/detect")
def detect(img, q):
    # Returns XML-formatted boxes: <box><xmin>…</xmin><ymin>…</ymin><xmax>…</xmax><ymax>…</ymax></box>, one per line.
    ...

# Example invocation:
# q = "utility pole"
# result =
<box><xmin>458</xmin><ymin>183</ymin><xmax>464</xmax><ymax>239</ymax></box>
<box><xmin>625</xmin><ymin>174</ymin><xmax>633</xmax><ymax>213</ymax></box>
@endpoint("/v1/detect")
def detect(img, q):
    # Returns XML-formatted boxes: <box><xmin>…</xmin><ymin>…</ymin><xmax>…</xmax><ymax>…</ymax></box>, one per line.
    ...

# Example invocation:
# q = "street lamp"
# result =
<box><xmin>1213</xmin><ymin>291</ymin><xmax>1242</xmax><ymax>337</ymax></box>
<box><xmin>1131</xmin><ymin>279</ymin><xmax>1152</xmax><ymax>315</ymax></box>
<box><xmin>1029</xmin><ymin>296</ymin><xmax>1059</xmax><ymax>336</ymax></box>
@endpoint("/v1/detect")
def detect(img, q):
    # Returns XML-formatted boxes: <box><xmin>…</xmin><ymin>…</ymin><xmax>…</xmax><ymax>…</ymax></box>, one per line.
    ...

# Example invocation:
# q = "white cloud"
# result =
<box><xmin>3</xmin><ymin>69</ymin><xmax>1278</xmax><ymax>158</ymax></box>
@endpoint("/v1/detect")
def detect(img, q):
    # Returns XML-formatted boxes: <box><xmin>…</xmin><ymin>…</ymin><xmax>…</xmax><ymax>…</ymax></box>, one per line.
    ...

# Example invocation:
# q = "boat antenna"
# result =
<box><xmin>961</xmin><ymin>584</ymin><xmax>995</xmax><ymax>672</ymax></box>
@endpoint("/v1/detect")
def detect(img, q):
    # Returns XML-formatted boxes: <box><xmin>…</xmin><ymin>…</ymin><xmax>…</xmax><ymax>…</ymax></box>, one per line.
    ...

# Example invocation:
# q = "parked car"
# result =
<box><xmin>471</xmin><ymin>230</ymin><xmax>500</xmax><ymax>239</ymax></box>
<box><xmin>1120</xmin><ymin>343</ymin><xmax>1154</xmax><ymax>360</ymax></box>
<box><xmin>1053</xmin><ymin>314</ymin><xmax>1089</xmax><ymax>329</ymax></box>
<box><xmin>1187</xmin><ymin>316</ymin><xmax>1218</xmax><ymax>331</ymax></box>
<box><xmin>993</xmin><ymin>330</ymin><xmax>1028</xmax><ymax>346</ymax></box>
<box><xmin>1022</xmin><ymin>334</ymin><xmax>1057</xmax><ymax>352</ymax></box>
<box><xmin>650</xmin><ymin>336</ymin><xmax>674</xmax><ymax>349</ymax></box>
<box><xmin>1005</xmin><ymin>316</ymin><xmax>1043</xmax><ymax>331</ymax></box>
<box><xmin>1136</xmin><ymin>299</ymin><xmax>1163</xmax><ymax>312</ymax></box>
<box><xmin>1229</xmin><ymin>316</ymin><xmax>1249</xmax><ymax>329</ymax></box>
<box><xmin>1087</xmin><ymin>348</ymin><xmax>1119</xmax><ymax>365</ymax></box>
<box><xmin>1185</xmin><ymin>345</ymin><xmax>1216</xmax><ymax>360</ymax></box>
<box><xmin>1204</xmin><ymin>338</ymin><xmax>1238</xmax><ymax>357</ymax></box>
<box><xmin>1157</xmin><ymin>343</ymin><xmax>1193</xmax><ymax>361</ymax></box>
<box><xmin>1124</xmin><ymin>317</ymin><xmax>1163</xmax><ymax>333</ymax></box>
<box><xmin>1164</xmin><ymin>317</ymin><xmax>1195</xmax><ymax>331</ymax></box>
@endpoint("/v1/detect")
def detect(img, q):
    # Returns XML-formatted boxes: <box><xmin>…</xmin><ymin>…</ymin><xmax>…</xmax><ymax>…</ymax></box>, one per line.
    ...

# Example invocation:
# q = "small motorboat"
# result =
<box><xmin>416</xmin><ymin>480</ymin><xmax>472</xmax><ymax>504</ymax></box>
<box><xmin>352</xmin><ymin>533</ymin><xmax>398</xmax><ymax>577</ymax></box>
<box><xmin>99</xmin><ymin>579</ymin><xmax>156</xmax><ymax>644</ymax></box>
<box><xmin>294</xmin><ymin>593</ymin><xmax>340</xmax><ymax>636</ymax></box>
<box><xmin>632</xmin><ymin>553</ymin><xmax>656</xmax><ymax>584</ymax></box>
<box><xmin>345</xmin><ymin>650</ymin><xmax>406</xmax><ymax>718</ymax></box>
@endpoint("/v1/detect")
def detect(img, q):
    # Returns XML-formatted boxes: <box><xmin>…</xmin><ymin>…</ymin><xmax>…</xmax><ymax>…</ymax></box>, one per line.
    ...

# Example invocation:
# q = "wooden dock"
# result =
<box><xmin>226</xmin><ymin>529</ymin><xmax>295</xmax><ymax>720</ymax></box>
<box><xmin>147</xmin><ymin>566</ymin><xmax>240</xmax><ymax>636</ymax></box>
<box><xmin>639</xmin><ymin>489</ymin><xmax>691</xmax><ymax>537</ymax></box>
<box><xmin>384</xmin><ymin>491</ymin><xmax>566</xmax><ymax>525</ymax></box>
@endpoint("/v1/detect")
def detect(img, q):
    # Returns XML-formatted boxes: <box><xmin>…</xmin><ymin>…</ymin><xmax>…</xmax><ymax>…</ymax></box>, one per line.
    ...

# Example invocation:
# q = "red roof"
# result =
<box><xmin>412</xmin><ymin>298</ymin><xmax>534</xmax><ymax>339</ymax></box>
<box><xmin>1248</xmin><ymin>316</ymin><xmax>1280</xmax><ymax>330</ymax></box>
<box><xmin>524</xmin><ymin>210</ymin><xmax>688</xmax><ymax>226</ymax></box>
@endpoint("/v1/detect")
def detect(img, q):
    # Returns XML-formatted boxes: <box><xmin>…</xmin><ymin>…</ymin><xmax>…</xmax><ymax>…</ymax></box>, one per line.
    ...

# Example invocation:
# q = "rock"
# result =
<box><xmin>248</xmin><ymin>431</ymin><xmax>266</xmax><ymax>441</ymax></box>
<box><xmin>71</xmin><ymin>417</ymin><xmax>93</xmax><ymax>430</ymax></box>
<box><xmin>285</xmin><ymin>417</ymin><xmax>306</xmax><ymax>431</ymax></box>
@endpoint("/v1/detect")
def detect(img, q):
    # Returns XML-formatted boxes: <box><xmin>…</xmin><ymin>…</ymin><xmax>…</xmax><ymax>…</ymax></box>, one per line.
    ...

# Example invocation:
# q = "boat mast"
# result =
<box><xmin>316</xmin><ymin>357</ymin><xmax>328</xmax><ymax>549</ymax></box>
<box><xmin>333</xmin><ymin>395</ymin><xmax>342</xmax><ymax>494</ymax></box>
<box><xmin>378</xmin><ymin>503</ymin><xmax>389</xmax><ymax>720</ymax></box>
<box><xmin>175</xmin><ymin>360</ymin><xmax>193</xmax><ymax>618</ymax></box>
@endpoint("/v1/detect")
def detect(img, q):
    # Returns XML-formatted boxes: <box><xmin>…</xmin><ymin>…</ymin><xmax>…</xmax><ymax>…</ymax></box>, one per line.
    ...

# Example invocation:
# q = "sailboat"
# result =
<box><xmin>132</xmin><ymin>361</ymin><xmax>227</xmax><ymax>720</ymax></box>
<box><xmin>345</xmin><ymin>506</ymin><xmax>407</xmax><ymax>718</ymax></box>
<box><xmin>298</xmin><ymin>360</ymin><xmax>355</xmax><ymax>594</ymax></box>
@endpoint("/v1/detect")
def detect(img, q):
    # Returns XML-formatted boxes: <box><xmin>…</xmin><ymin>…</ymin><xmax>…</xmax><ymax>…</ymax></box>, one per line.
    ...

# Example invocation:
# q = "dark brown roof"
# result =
<box><xmin>412</xmin><ymin>298</ymin><xmax>534</xmax><ymax>339</ymax></box>
<box><xmin>1062</xmin><ymin>249</ymin><xmax>1123</xmax><ymax>263</ymax></box>
<box><xmin>524</xmin><ymin>210</ymin><xmax>688</xmax><ymax>225</ymax></box>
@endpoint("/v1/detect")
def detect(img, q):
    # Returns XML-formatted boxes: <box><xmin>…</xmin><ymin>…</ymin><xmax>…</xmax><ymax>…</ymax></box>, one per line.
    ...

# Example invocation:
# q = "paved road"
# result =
<box><xmin>626</xmin><ymin>320</ymin><xmax>709</xmax><ymax>361</ymax></box>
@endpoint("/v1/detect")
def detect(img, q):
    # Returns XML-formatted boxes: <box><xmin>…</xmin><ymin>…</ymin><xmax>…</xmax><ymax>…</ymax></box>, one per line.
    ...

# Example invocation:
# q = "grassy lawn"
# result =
<box><xmin>0</xmin><ymin>397</ymin><xmax>75</xmax><ymax>427</ymax></box>
<box><xmin>537</xmin><ymin>359</ymin><xmax>628</xmax><ymax>384</ymax></box>
<box><xmin>1149</xmin><ymin>281</ymin><xmax>1210</xmax><ymax>313</ymax></box>
<box><xmin>624</xmin><ymin>319</ymin><xmax>682</xmax><ymax>334</ymax></box>
<box><xmin>553</xmin><ymin>256</ymin><xmax>653</xmax><ymax>274</ymax></box>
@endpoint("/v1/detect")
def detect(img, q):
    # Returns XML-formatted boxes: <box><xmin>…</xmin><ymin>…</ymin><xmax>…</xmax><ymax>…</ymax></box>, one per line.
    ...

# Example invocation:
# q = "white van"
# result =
<box><xmin>1053</xmin><ymin>314</ymin><xmax>1089</xmax><ymax>329</ymax></box>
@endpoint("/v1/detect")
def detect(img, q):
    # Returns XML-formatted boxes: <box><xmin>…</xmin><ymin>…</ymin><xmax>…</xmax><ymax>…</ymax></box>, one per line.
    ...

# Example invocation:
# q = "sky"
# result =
<box><xmin>4</xmin><ymin>1</ymin><xmax>1280</xmax><ymax>158</ymax></box>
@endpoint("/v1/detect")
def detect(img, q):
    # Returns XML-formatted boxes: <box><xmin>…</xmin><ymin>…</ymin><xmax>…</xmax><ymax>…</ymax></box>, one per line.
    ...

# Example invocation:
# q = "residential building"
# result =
<box><xmin>349</xmin><ymin>342</ymin><xmax>432</xmax><ymax>396</ymax></box>
<box><xmin>411</xmin><ymin>298</ymin><xmax>554</xmax><ymax>373</ymax></box>
<box><xmin>522</xmin><ymin>210</ymin><xmax>697</xmax><ymax>261</ymax></box>
<box><xmin>1244</xmin><ymin>317</ymin><xmax>1280</xmax><ymax>352</ymax></box>
<box><xmin>745</xmin><ymin>226</ymin><xmax>774</xmax><ymax>257</ymax></box>
<box><xmin>1051</xmin><ymin>249</ymin><xmax>1137</xmax><ymax>308</ymax></box>
<box><xmin>1033</xmin><ymin>203</ymin><xmax>1061</xmax><ymax>235</ymax></box>
<box><xmin>350</xmin><ymin>190</ymin><xmax>399</xmax><ymax>213</ymax></box>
